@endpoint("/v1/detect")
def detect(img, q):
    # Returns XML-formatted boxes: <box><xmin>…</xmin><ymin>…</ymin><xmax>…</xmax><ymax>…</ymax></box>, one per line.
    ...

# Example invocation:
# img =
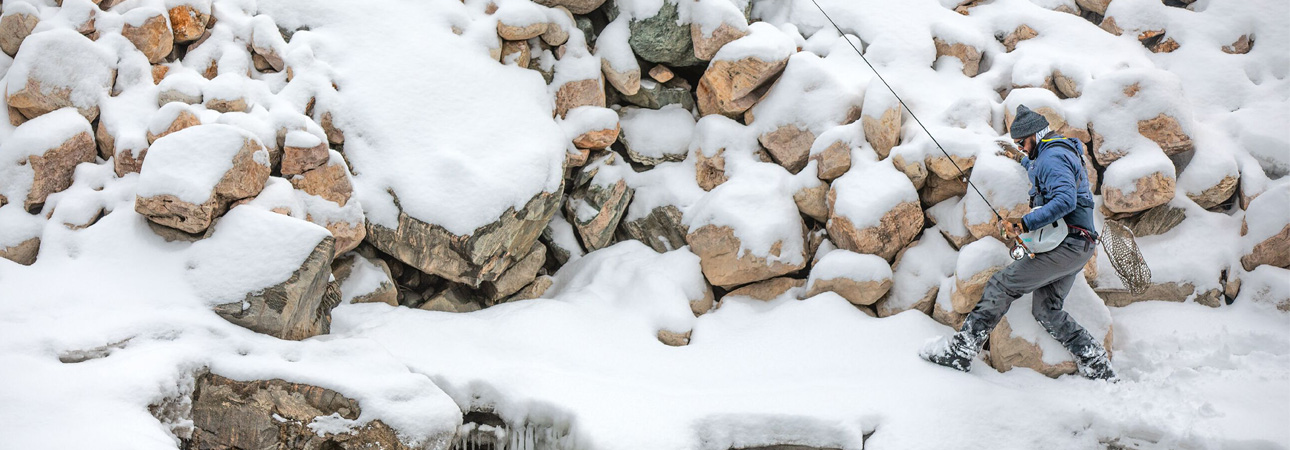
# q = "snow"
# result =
<box><xmin>595</xmin><ymin>17</ymin><xmax>636</xmax><ymax>72</ymax></box>
<box><xmin>618</xmin><ymin>105</ymin><xmax>695</xmax><ymax>162</ymax></box>
<box><xmin>1243</xmin><ymin>184</ymin><xmax>1290</xmax><ymax>250</ymax></box>
<box><xmin>686</xmin><ymin>162</ymin><xmax>805</xmax><ymax>265</ymax></box>
<box><xmin>284</xmin><ymin>129</ymin><xmax>322</xmax><ymax>149</ymax></box>
<box><xmin>135</xmin><ymin>124</ymin><xmax>266</xmax><ymax>205</ymax></box>
<box><xmin>956</xmin><ymin>237</ymin><xmax>1012</xmax><ymax>279</ymax></box>
<box><xmin>0</xmin><ymin>107</ymin><xmax>91</xmax><ymax>160</ymax></box>
<box><xmin>184</xmin><ymin>205</ymin><xmax>330</xmax><ymax>304</ymax></box>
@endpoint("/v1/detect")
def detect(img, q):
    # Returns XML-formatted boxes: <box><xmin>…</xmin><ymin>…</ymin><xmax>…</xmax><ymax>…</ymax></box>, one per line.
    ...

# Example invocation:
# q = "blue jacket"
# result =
<box><xmin>1019</xmin><ymin>134</ymin><xmax>1097</xmax><ymax>237</ymax></box>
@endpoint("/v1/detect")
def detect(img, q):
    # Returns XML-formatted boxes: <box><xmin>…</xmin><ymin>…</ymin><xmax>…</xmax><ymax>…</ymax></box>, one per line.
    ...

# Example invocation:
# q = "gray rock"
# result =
<box><xmin>1128</xmin><ymin>203</ymin><xmax>1186</xmax><ymax>237</ymax></box>
<box><xmin>620</xmin><ymin>79</ymin><xmax>696</xmax><ymax>111</ymax></box>
<box><xmin>213</xmin><ymin>235</ymin><xmax>337</xmax><ymax>340</ymax></box>
<box><xmin>617</xmin><ymin>205</ymin><xmax>688</xmax><ymax>253</ymax></box>
<box><xmin>608</xmin><ymin>0</ymin><xmax>704</xmax><ymax>67</ymax></box>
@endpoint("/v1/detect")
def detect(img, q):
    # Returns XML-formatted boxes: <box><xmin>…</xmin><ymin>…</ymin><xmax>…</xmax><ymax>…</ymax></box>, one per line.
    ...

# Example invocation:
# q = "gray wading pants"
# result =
<box><xmin>961</xmin><ymin>235</ymin><xmax>1100</xmax><ymax>354</ymax></box>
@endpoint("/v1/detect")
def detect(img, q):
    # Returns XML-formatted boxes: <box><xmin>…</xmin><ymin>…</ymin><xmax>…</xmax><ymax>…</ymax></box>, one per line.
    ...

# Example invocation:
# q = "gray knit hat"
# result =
<box><xmin>1011</xmin><ymin>104</ymin><xmax>1050</xmax><ymax>139</ymax></box>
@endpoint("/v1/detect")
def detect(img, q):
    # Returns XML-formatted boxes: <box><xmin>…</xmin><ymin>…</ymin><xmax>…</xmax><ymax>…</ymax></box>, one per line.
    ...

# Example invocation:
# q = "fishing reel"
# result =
<box><xmin>1009</xmin><ymin>242</ymin><xmax>1030</xmax><ymax>261</ymax></box>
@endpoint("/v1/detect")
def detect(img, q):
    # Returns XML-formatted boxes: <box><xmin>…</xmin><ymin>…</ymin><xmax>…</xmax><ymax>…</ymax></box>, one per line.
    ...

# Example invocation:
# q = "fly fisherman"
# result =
<box><xmin>920</xmin><ymin>104</ymin><xmax>1116</xmax><ymax>381</ymax></box>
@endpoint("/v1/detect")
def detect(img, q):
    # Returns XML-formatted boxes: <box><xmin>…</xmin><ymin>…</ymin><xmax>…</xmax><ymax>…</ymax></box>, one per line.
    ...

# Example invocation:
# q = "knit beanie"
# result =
<box><xmin>1010</xmin><ymin>104</ymin><xmax>1050</xmax><ymax>139</ymax></box>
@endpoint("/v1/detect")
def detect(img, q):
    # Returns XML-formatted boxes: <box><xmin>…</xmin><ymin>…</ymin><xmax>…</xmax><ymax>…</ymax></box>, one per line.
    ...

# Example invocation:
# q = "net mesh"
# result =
<box><xmin>1100</xmin><ymin>220</ymin><xmax>1151</xmax><ymax>295</ymax></box>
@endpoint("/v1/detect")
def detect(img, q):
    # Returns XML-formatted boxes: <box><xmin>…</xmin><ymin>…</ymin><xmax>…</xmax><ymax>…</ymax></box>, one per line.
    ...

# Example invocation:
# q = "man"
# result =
<box><xmin>920</xmin><ymin>104</ymin><xmax>1116</xmax><ymax>381</ymax></box>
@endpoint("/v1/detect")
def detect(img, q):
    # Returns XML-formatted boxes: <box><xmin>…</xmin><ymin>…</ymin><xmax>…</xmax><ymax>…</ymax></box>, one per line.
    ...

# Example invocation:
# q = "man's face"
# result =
<box><xmin>1014</xmin><ymin>135</ymin><xmax>1035</xmax><ymax>154</ymax></box>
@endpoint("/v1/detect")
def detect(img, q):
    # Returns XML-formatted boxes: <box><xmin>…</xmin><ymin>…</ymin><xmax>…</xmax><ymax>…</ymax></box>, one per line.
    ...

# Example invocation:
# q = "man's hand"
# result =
<box><xmin>998</xmin><ymin>217</ymin><xmax>1025</xmax><ymax>241</ymax></box>
<box><xmin>995</xmin><ymin>140</ymin><xmax>1024</xmax><ymax>163</ymax></box>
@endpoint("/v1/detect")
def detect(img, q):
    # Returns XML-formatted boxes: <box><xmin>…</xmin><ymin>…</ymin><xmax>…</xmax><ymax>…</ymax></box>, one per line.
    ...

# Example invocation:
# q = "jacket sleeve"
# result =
<box><xmin>1022</xmin><ymin>155</ymin><xmax>1078</xmax><ymax>231</ymax></box>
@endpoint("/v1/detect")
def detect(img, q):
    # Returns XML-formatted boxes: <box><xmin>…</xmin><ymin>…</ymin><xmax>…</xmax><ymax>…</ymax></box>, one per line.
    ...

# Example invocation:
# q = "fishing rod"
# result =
<box><xmin>805</xmin><ymin>0</ymin><xmax>1037</xmax><ymax>256</ymax></box>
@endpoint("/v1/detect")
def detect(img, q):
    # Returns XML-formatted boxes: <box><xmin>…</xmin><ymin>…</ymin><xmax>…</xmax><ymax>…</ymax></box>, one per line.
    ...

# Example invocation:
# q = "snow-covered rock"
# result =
<box><xmin>121</xmin><ymin>8</ymin><xmax>174</xmax><ymax>64</ymax></box>
<box><xmin>696</xmin><ymin>24</ymin><xmax>792</xmax><ymax>120</ymax></box>
<box><xmin>0</xmin><ymin>3</ymin><xmax>39</xmax><ymax>57</ymax></box>
<box><xmin>135</xmin><ymin>124</ymin><xmax>271</xmax><ymax>234</ymax></box>
<box><xmin>565</xmin><ymin>155</ymin><xmax>633</xmax><ymax>251</ymax></box>
<box><xmin>827</xmin><ymin>156</ymin><xmax>922</xmax><ymax>261</ymax></box>
<box><xmin>804</xmin><ymin>250</ymin><xmax>893</xmax><ymax>306</ymax></box>
<box><xmin>988</xmin><ymin>279</ymin><xmax>1114</xmax><ymax>378</ymax></box>
<box><xmin>6</xmin><ymin>29</ymin><xmax>115</xmax><ymax>123</ymax></box>
<box><xmin>0</xmin><ymin>108</ymin><xmax>96</xmax><ymax>214</ymax></box>
<box><xmin>1240</xmin><ymin>184</ymin><xmax>1290</xmax><ymax>272</ymax></box>
<box><xmin>289</xmin><ymin>151</ymin><xmax>365</xmax><ymax>255</ymax></box>
<box><xmin>619</xmin><ymin>105</ymin><xmax>694</xmax><ymax>165</ymax></box>
<box><xmin>725</xmin><ymin>276</ymin><xmax>805</xmax><ymax>302</ymax></box>
<box><xmin>333</xmin><ymin>252</ymin><xmax>398</xmax><ymax>306</ymax></box>
<box><xmin>168</xmin><ymin>0</ymin><xmax>212</xmax><ymax>43</ymax></box>
<box><xmin>281</xmin><ymin>130</ymin><xmax>329</xmax><ymax>176</ymax></box>
<box><xmin>686</xmin><ymin>165</ymin><xmax>807</xmax><ymax>288</ymax></box>
<box><xmin>950</xmin><ymin>238</ymin><xmax>1012</xmax><ymax>315</ymax></box>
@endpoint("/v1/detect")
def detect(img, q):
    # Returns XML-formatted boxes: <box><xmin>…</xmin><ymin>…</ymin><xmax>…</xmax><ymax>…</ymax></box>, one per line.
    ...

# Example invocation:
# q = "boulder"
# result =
<box><xmin>810</xmin><ymin>140</ymin><xmax>851</xmax><ymax>181</ymax></box>
<box><xmin>481</xmin><ymin>242</ymin><xmax>546</xmax><ymax>303</ymax></box>
<box><xmin>696</xmin><ymin>56</ymin><xmax>787</xmax><ymax>119</ymax></box>
<box><xmin>532</xmin><ymin>0</ymin><xmax>605</xmax><ymax>15</ymax></box>
<box><xmin>290</xmin><ymin>153</ymin><xmax>365</xmax><ymax>255</ymax></box>
<box><xmin>554</xmin><ymin>77</ymin><xmax>606</xmax><ymax>118</ymax></box>
<box><xmin>920</xmin><ymin>173</ymin><xmax>967</xmax><ymax>207</ymax></box>
<box><xmin>827</xmin><ymin>163</ymin><xmax>923</xmax><ymax>261</ymax></box>
<box><xmin>565</xmin><ymin>159</ymin><xmax>632</xmax><ymax>251</ymax></box>
<box><xmin>1187</xmin><ymin>174</ymin><xmax>1238</xmax><ymax>210</ymax></box>
<box><xmin>1075</xmin><ymin>0</ymin><xmax>1112</xmax><ymax>15</ymax></box>
<box><xmin>658</xmin><ymin>329</ymin><xmax>692</xmax><ymax>346</ymax></box>
<box><xmin>332</xmin><ymin>252</ymin><xmax>398</xmax><ymax>306</ymax></box>
<box><xmin>6</xmin><ymin>29</ymin><xmax>115</xmax><ymax>123</ymax></box>
<box><xmin>367</xmin><ymin>187</ymin><xmax>562</xmax><ymax>287</ymax></box>
<box><xmin>501</xmin><ymin>39</ymin><xmax>531</xmax><ymax>67</ymax></box>
<box><xmin>759</xmin><ymin>124</ymin><xmax>815</xmax><ymax>174</ymax></box>
<box><xmin>202</xmin><ymin>209</ymin><xmax>337</xmax><ymax>340</ymax></box>
<box><xmin>687</xmin><ymin>224</ymin><xmax>806</xmax><ymax>289</ymax></box>
<box><xmin>573</xmin><ymin>126</ymin><xmax>619</xmax><ymax>151</ymax></box>
<box><xmin>648</xmin><ymin>64</ymin><xmax>675</xmax><ymax>83</ymax></box>
<box><xmin>506</xmin><ymin>274</ymin><xmax>555</xmax><ymax>303</ymax></box>
<box><xmin>1096</xmin><ymin>281</ymin><xmax>1223</xmax><ymax>308</ymax></box>
<box><xmin>804</xmin><ymin>250</ymin><xmax>893</xmax><ymax>306</ymax></box>
<box><xmin>281</xmin><ymin>130</ymin><xmax>329</xmax><ymax>176</ymax></box>
<box><xmin>725</xmin><ymin>277</ymin><xmax>805</xmax><ymax>301</ymax></box>
<box><xmin>1127</xmin><ymin>203</ymin><xmax>1186</xmax><ymax>237</ymax></box>
<box><xmin>204</xmin><ymin>76</ymin><xmax>251</xmax><ymax>113</ymax></box>
<box><xmin>617</xmin><ymin>205</ymin><xmax>689</xmax><ymax>253</ymax></box>
<box><xmin>147</xmin><ymin>103</ymin><xmax>202</xmax><ymax>144</ymax></box>
<box><xmin>620</xmin><ymin>79</ymin><xmax>695</xmax><ymax>111</ymax></box>
<box><xmin>1240</xmin><ymin>186</ymin><xmax>1290</xmax><ymax>272</ymax></box>
<box><xmin>1136</xmin><ymin>113</ymin><xmax>1194</xmax><ymax>156</ymax></box>
<box><xmin>614</xmin><ymin>1</ymin><xmax>703</xmax><ymax>67</ymax></box>
<box><xmin>950</xmin><ymin>239</ymin><xmax>1012</xmax><ymax>314</ymax></box>
<box><xmin>891</xmin><ymin>153</ymin><xmax>928</xmax><ymax>190</ymax></box>
<box><xmin>497</xmin><ymin>19</ymin><xmax>547</xmax><ymax>41</ymax></box>
<box><xmin>168</xmin><ymin>2</ymin><xmax>211</xmax><ymax>43</ymax></box>
<box><xmin>0</xmin><ymin>236</ymin><xmax>40</xmax><ymax>266</ymax></box>
<box><xmin>989</xmin><ymin>317</ymin><xmax>1114</xmax><ymax>378</ymax></box>
<box><xmin>5</xmin><ymin>109</ymin><xmax>96</xmax><ymax>213</ymax></box>
<box><xmin>122</xmin><ymin>9</ymin><xmax>174</xmax><ymax>64</ymax></box>
<box><xmin>619</xmin><ymin>105</ymin><xmax>694</xmax><ymax>165</ymax></box>
<box><xmin>0</xmin><ymin>4</ymin><xmax>39</xmax><ymax>57</ymax></box>
<box><xmin>793</xmin><ymin>182</ymin><xmax>830</xmax><ymax>223</ymax></box>
<box><xmin>135</xmin><ymin>124</ymin><xmax>271</xmax><ymax>234</ymax></box>
<box><xmin>862</xmin><ymin>101</ymin><xmax>902</xmax><ymax>159</ymax></box>
<box><xmin>602</xmin><ymin>58</ymin><xmax>641</xmax><ymax>96</ymax></box>
<box><xmin>1002</xmin><ymin>24</ymin><xmax>1038</xmax><ymax>52</ymax></box>
<box><xmin>695</xmin><ymin>148</ymin><xmax>728</xmax><ymax>192</ymax></box>
<box><xmin>1101</xmin><ymin>170</ymin><xmax>1175</xmax><ymax>215</ymax></box>
<box><xmin>189</xmin><ymin>373</ymin><xmax>417</xmax><ymax>450</ymax></box>
<box><xmin>933</xmin><ymin>37</ymin><xmax>982</xmax><ymax>77</ymax></box>
<box><xmin>691</xmin><ymin>22</ymin><xmax>748</xmax><ymax>61</ymax></box>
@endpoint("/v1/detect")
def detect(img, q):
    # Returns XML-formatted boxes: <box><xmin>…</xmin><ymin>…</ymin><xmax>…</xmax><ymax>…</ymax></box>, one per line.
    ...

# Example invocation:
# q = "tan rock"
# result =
<box><xmin>1052</xmin><ymin>70</ymin><xmax>1082</xmax><ymax>99</ymax></box>
<box><xmin>687</xmin><ymin>224</ymin><xmax>807</xmax><ymax>288</ymax></box>
<box><xmin>691</xmin><ymin>281</ymin><xmax>716</xmax><ymax>316</ymax></box>
<box><xmin>484</xmin><ymin>242</ymin><xmax>546</xmax><ymax>302</ymax></box>
<box><xmin>1137</xmin><ymin>113</ymin><xmax>1193</xmax><ymax>155</ymax></box>
<box><xmin>1102</xmin><ymin>171</ymin><xmax>1175</xmax><ymax>214</ymax></box>
<box><xmin>933</xmin><ymin>37</ymin><xmax>982</xmax><ymax>77</ymax></box>
<box><xmin>540</xmin><ymin>9</ymin><xmax>571</xmax><ymax>46</ymax></box>
<box><xmin>18</xmin><ymin>120</ymin><xmax>97</xmax><ymax>213</ymax></box>
<box><xmin>988</xmin><ymin>317</ymin><xmax>1115</xmax><ymax>378</ymax></box>
<box><xmin>505</xmin><ymin>274</ymin><xmax>554</xmax><ymax>303</ymax></box>
<box><xmin>498</xmin><ymin>20</ymin><xmax>546</xmax><ymax>41</ymax></box>
<box><xmin>932</xmin><ymin>295</ymin><xmax>966</xmax><ymax>330</ymax></box>
<box><xmin>331</xmin><ymin>253</ymin><xmax>398</xmax><ymax>306</ymax></box>
<box><xmin>695</xmin><ymin>148</ymin><xmax>729</xmax><ymax>191</ymax></box>
<box><xmin>320</xmin><ymin>110</ymin><xmax>345</xmax><ymax>147</ymax></box>
<box><xmin>759</xmin><ymin>124</ymin><xmax>814</xmax><ymax>174</ymax></box>
<box><xmin>1223</xmin><ymin>34</ymin><xmax>1254</xmax><ymax>54</ymax></box>
<box><xmin>793</xmin><ymin>182</ymin><xmax>830</xmax><ymax>223</ymax></box>
<box><xmin>1075</xmin><ymin>0</ymin><xmax>1112</xmax><ymax>15</ymax></box>
<box><xmin>648</xmin><ymin>64</ymin><xmax>675</xmax><ymax>83</ymax></box>
<box><xmin>863</xmin><ymin>104</ymin><xmax>902</xmax><ymax>159</ymax></box>
<box><xmin>1139</xmin><ymin>29</ymin><xmax>1179</xmax><ymax>53</ymax></box>
<box><xmin>6</xmin><ymin>30</ymin><xmax>114</xmax><ymax>123</ymax></box>
<box><xmin>1002</xmin><ymin>24</ymin><xmax>1037</xmax><ymax>53</ymax></box>
<box><xmin>926</xmin><ymin>153</ymin><xmax>975</xmax><ymax>181</ymax></box>
<box><xmin>1242</xmin><ymin>224</ymin><xmax>1290</xmax><ymax>272</ymax></box>
<box><xmin>0</xmin><ymin>7</ymin><xmax>39</xmax><ymax>57</ymax></box>
<box><xmin>965</xmin><ymin>203</ymin><xmax>1027</xmax><ymax>242</ymax></box>
<box><xmin>189</xmin><ymin>373</ymin><xmax>423</xmax><ymax>450</ymax></box>
<box><xmin>725</xmin><ymin>277</ymin><xmax>805</xmax><ymax>301</ymax></box>
<box><xmin>1097</xmin><ymin>282</ymin><xmax>1223</xmax><ymax>308</ymax></box>
<box><xmin>135</xmin><ymin>125</ymin><xmax>271</xmax><ymax>234</ymax></box>
<box><xmin>205</xmin><ymin>95</ymin><xmax>249</xmax><ymax>114</ymax></box>
<box><xmin>811</xmin><ymin>140</ymin><xmax>851</xmax><ymax>181</ymax></box>
<box><xmin>806</xmin><ymin>277</ymin><xmax>891</xmax><ymax>306</ymax></box>
<box><xmin>691</xmin><ymin>22</ymin><xmax>748</xmax><ymax>61</ymax></box>
<box><xmin>920</xmin><ymin>173</ymin><xmax>967</xmax><ymax>207</ymax></box>
<box><xmin>891</xmin><ymin>153</ymin><xmax>928</xmax><ymax>190</ymax></box>
<box><xmin>168</xmin><ymin>4</ymin><xmax>210</xmax><ymax>44</ymax></box>
<box><xmin>0</xmin><ymin>236</ymin><xmax>40</xmax><ymax>266</ymax></box>
<box><xmin>420</xmin><ymin>286</ymin><xmax>482</xmax><ymax>313</ymax></box>
<box><xmin>951</xmin><ymin>265</ymin><xmax>1008</xmax><ymax>315</ymax></box>
<box><xmin>1128</xmin><ymin>203</ymin><xmax>1186</xmax><ymax>237</ymax></box>
<box><xmin>601</xmin><ymin>58</ymin><xmax>641</xmax><ymax>96</ymax></box>
<box><xmin>554</xmin><ymin>77</ymin><xmax>606</xmax><ymax>118</ymax></box>
<box><xmin>147</xmin><ymin>108</ymin><xmax>201</xmax><ymax>144</ymax></box>
<box><xmin>658</xmin><ymin>329</ymin><xmax>691</xmax><ymax>346</ymax></box>
<box><xmin>531</xmin><ymin>0</ymin><xmax>605</xmax><ymax>15</ymax></box>
<box><xmin>501</xmin><ymin>39</ymin><xmax>531</xmax><ymax>67</ymax></box>
<box><xmin>565</xmin><ymin>148</ymin><xmax>590</xmax><ymax>168</ymax></box>
<box><xmin>697</xmin><ymin>56</ymin><xmax>787</xmax><ymax>119</ymax></box>
<box><xmin>573</xmin><ymin>125</ymin><xmax>619</xmax><ymax>150</ymax></box>
<box><xmin>876</xmin><ymin>283</ymin><xmax>937</xmax><ymax>318</ymax></box>
<box><xmin>1188</xmin><ymin>175</ymin><xmax>1238</xmax><ymax>209</ymax></box>
<box><xmin>281</xmin><ymin>134</ymin><xmax>330</xmax><ymax>176</ymax></box>
<box><xmin>366</xmin><ymin>188</ymin><xmax>562</xmax><ymax>287</ymax></box>
<box><xmin>1100</xmin><ymin>16</ymin><xmax>1123</xmax><ymax>36</ymax></box>
<box><xmin>826</xmin><ymin>197</ymin><xmax>922</xmax><ymax>261</ymax></box>
<box><xmin>122</xmin><ymin>10</ymin><xmax>174</xmax><ymax>64</ymax></box>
